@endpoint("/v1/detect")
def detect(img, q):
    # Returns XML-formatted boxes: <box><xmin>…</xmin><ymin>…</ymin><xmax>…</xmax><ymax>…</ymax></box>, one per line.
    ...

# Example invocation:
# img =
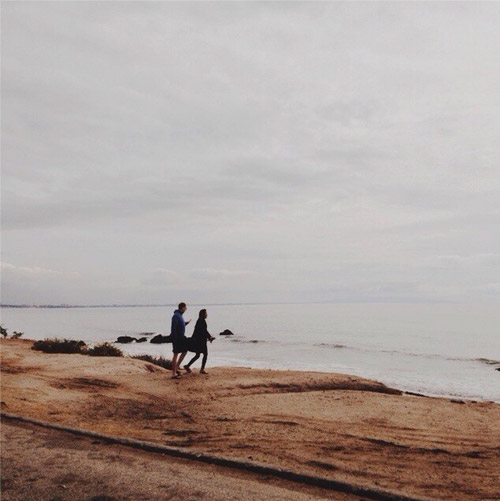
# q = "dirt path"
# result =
<box><xmin>1</xmin><ymin>419</ymin><xmax>357</xmax><ymax>501</ymax></box>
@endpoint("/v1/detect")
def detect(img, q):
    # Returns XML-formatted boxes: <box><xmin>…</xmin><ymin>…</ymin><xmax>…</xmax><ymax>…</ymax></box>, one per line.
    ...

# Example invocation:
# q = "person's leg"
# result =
<box><xmin>200</xmin><ymin>350</ymin><xmax>208</xmax><ymax>371</ymax></box>
<box><xmin>171</xmin><ymin>352</ymin><xmax>178</xmax><ymax>377</ymax></box>
<box><xmin>185</xmin><ymin>353</ymin><xmax>200</xmax><ymax>368</ymax></box>
<box><xmin>178</xmin><ymin>351</ymin><xmax>187</xmax><ymax>368</ymax></box>
<box><xmin>200</xmin><ymin>349</ymin><xmax>208</xmax><ymax>373</ymax></box>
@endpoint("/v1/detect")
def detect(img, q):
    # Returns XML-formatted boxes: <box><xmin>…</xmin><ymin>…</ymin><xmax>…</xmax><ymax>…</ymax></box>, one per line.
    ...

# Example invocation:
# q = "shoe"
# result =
<box><xmin>176</xmin><ymin>370</ymin><xmax>182</xmax><ymax>375</ymax></box>
<box><xmin>171</xmin><ymin>374</ymin><xmax>182</xmax><ymax>379</ymax></box>
<box><xmin>200</xmin><ymin>370</ymin><xmax>208</xmax><ymax>374</ymax></box>
<box><xmin>183</xmin><ymin>365</ymin><xmax>192</xmax><ymax>373</ymax></box>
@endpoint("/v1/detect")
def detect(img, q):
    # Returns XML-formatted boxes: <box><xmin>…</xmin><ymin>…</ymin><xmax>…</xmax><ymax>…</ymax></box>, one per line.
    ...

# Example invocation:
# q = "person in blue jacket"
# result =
<box><xmin>170</xmin><ymin>302</ymin><xmax>190</xmax><ymax>379</ymax></box>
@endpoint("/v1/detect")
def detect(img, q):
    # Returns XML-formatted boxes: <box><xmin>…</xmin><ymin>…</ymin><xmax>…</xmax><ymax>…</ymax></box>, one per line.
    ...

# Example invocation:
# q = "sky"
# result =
<box><xmin>1</xmin><ymin>1</ymin><xmax>500</xmax><ymax>305</ymax></box>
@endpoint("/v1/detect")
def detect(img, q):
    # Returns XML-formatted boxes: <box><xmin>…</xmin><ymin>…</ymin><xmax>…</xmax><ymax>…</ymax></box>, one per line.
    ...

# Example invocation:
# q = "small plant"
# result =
<box><xmin>11</xmin><ymin>331</ymin><xmax>24</xmax><ymax>339</ymax></box>
<box><xmin>0</xmin><ymin>325</ymin><xmax>8</xmax><ymax>338</ymax></box>
<box><xmin>32</xmin><ymin>338</ymin><xmax>87</xmax><ymax>354</ymax></box>
<box><xmin>87</xmin><ymin>342</ymin><xmax>123</xmax><ymax>357</ymax></box>
<box><xmin>132</xmin><ymin>354</ymin><xmax>172</xmax><ymax>370</ymax></box>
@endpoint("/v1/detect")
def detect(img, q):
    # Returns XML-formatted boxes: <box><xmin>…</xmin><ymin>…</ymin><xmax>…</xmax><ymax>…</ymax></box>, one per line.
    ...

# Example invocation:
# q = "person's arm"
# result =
<box><xmin>204</xmin><ymin>321</ymin><xmax>214</xmax><ymax>342</ymax></box>
<box><xmin>171</xmin><ymin>315</ymin><xmax>179</xmax><ymax>337</ymax></box>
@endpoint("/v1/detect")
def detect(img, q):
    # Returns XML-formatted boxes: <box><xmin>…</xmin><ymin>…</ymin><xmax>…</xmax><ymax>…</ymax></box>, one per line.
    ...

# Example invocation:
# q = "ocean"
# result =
<box><xmin>1</xmin><ymin>303</ymin><xmax>499</xmax><ymax>402</ymax></box>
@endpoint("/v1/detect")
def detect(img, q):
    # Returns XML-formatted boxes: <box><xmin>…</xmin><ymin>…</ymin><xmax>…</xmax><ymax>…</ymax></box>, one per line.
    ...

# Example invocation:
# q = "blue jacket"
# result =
<box><xmin>171</xmin><ymin>309</ymin><xmax>186</xmax><ymax>339</ymax></box>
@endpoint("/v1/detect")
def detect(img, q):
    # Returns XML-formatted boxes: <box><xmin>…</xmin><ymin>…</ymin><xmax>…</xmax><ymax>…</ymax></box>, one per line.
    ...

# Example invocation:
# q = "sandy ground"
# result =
<box><xmin>1</xmin><ymin>339</ymin><xmax>499</xmax><ymax>500</ymax></box>
<box><xmin>2</xmin><ymin>419</ymin><xmax>359</xmax><ymax>501</ymax></box>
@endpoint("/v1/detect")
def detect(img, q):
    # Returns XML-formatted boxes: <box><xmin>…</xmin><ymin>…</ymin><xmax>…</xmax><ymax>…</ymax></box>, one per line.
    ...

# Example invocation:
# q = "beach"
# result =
<box><xmin>1</xmin><ymin>338</ymin><xmax>499</xmax><ymax>500</ymax></box>
<box><xmin>3</xmin><ymin>303</ymin><xmax>499</xmax><ymax>402</ymax></box>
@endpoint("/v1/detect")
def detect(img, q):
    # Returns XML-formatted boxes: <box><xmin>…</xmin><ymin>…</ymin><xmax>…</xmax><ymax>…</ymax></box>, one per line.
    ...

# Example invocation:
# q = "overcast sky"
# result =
<box><xmin>2</xmin><ymin>2</ymin><xmax>500</xmax><ymax>305</ymax></box>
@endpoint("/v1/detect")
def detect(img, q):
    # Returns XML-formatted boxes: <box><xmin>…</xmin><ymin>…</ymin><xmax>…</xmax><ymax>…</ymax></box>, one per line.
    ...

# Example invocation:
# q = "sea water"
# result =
<box><xmin>1</xmin><ymin>303</ymin><xmax>499</xmax><ymax>402</ymax></box>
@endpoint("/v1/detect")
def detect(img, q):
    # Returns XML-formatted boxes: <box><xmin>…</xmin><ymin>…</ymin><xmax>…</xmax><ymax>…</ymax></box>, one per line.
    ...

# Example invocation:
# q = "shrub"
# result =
<box><xmin>32</xmin><ymin>339</ymin><xmax>87</xmax><ymax>354</ymax></box>
<box><xmin>1</xmin><ymin>325</ymin><xmax>8</xmax><ymax>338</ymax></box>
<box><xmin>12</xmin><ymin>331</ymin><xmax>24</xmax><ymax>339</ymax></box>
<box><xmin>132</xmin><ymin>354</ymin><xmax>172</xmax><ymax>370</ymax></box>
<box><xmin>87</xmin><ymin>342</ymin><xmax>123</xmax><ymax>357</ymax></box>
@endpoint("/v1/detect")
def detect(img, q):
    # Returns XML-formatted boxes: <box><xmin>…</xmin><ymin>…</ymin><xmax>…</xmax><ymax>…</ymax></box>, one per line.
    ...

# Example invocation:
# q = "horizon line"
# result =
<box><xmin>0</xmin><ymin>299</ymin><xmax>470</xmax><ymax>309</ymax></box>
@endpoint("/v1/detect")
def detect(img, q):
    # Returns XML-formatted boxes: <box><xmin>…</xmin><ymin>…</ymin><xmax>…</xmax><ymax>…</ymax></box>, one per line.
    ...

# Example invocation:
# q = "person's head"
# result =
<box><xmin>178</xmin><ymin>302</ymin><xmax>187</xmax><ymax>314</ymax></box>
<box><xmin>199</xmin><ymin>309</ymin><xmax>207</xmax><ymax>319</ymax></box>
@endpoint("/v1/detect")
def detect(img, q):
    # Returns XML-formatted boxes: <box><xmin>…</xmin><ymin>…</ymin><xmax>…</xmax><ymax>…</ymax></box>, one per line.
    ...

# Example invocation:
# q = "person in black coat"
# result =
<box><xmin>184</xmin><ymin>309</ymin><xmax>214</xmax><ymax>374</ymax></box>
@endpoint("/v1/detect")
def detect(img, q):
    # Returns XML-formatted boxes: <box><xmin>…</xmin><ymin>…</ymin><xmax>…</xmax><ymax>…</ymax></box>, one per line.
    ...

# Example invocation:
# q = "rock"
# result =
<box><xmin>219</xmin><ymin>329</ymin><xmax>234</xmax><ymax>336</ymax></box>
<box><xmin>136</xmin><ymin>337</ymin><xmax>148</xmax><ymax>343</ymax></box>
<box><xmin>150</xmin><ymin>334</ymin><xmax>172</xmax><ymax>344</ymax></box>
<box><xmin>116</xmin><ymin>336</ymin><xmax>137</xmax><ymax>344</ymax></box>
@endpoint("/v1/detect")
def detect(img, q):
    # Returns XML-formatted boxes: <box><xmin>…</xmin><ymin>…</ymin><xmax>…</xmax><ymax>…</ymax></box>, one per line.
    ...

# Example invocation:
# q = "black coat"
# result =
<box><xmin>188</xmin><ymin>318</ymin><xmax>211</xmax><ymax>353</ymax></box>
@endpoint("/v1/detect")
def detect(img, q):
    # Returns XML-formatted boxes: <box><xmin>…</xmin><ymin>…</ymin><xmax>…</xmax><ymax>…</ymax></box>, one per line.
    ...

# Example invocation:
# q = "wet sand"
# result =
<box><xmin>1</xmin><ymin>339</ymin><xmax>499</xmax><ymax>500</ymax></box>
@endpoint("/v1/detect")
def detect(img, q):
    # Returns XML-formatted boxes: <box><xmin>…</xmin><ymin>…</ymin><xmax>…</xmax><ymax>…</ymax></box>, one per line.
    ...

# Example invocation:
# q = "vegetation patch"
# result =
<box><xmin>31</xmin><ymin>339</ymin><xmax>122</xmax><ymax>357</ymax></box>
<box><xmin>32</xmin><ymin>338</ymin><xmax>87</xmax><ymax>354</ymax></box>
<box><xmin>87</xmin><ymin>342</ymin><xmax>123</xmax><ymax>357</ymax></box>
<box><xmin>0</xmin><ymin>325</ymin><xmax>23</xmax><ymax>338</ymax></box>
<box><xmin>132</xmin><ymin>354</ymin><xmax>172</xmax><ymax>370</ymax></box>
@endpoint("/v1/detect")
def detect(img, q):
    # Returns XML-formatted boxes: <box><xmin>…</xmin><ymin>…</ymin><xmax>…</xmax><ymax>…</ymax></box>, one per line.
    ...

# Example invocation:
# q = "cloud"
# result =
<box><xmin>187</xmin><ymin>268</ymin><xmax>254</xmax><ymax>281</ymax></box>
<box><xmin>1</xmin><ymin>262</ymin><xmax>68</xmax><ymax>276</ymax></box>
<box><xmin>1</xmin><ymin>2</ymin><xmax>500</xmax><ymax>304</ymax></box>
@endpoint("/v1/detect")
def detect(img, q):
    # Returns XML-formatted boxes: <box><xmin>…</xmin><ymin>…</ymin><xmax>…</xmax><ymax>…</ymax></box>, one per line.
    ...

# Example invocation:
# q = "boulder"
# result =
<box><xmin>219</xmin><ymin>329</ymin><xmax>234</xmax><ymax>336</ymax></box>
<box><xmin>136</xmin><ymin>337</ymin><xmax>148</xmax><ymax>343</ymax></box>
<box><xmin>116</xmin><ymin>336</ymin><xmax>137</xmax><ymax>344</ymax></box>
<box><xmin>150</xmin><ymin>334</ymin><xmax>172</xmax><ymax>344</ymax></box>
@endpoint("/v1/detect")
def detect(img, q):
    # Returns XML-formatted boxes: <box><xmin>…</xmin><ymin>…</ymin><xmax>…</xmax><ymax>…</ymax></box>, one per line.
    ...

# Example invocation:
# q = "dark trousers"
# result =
<box><xmin>186</xmin><ymin>349</ymin><xmax>208</xmax><ymax>370</ymax></box>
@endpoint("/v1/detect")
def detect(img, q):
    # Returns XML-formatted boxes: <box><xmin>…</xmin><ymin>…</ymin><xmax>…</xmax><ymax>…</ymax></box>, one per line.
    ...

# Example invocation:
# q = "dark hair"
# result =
<box><xmin>199</xmin><ymin>309</ymin><xmax>207</xmax><ymax>318</ymax></box>
<box><xmin>178</xmin><ymin>302</ymin><xmax>186</xmax><ymax>309</ymax></box>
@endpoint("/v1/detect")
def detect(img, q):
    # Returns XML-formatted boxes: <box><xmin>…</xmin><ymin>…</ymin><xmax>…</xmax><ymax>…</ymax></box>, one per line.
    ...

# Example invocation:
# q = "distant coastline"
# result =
<box><xmin>0</xmin><ymin>302</ymin><xmax>302</xmax><ymax>309</ymax></box>
<box><xmin>0</xmin><ymin>304</ymin><xmax>175</xmax><ymax>309</ymax></box>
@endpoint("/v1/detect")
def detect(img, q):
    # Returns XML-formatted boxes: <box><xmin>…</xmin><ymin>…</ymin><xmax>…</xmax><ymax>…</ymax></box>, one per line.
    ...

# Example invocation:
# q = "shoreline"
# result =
<box><xmin>2</xmin><ymin>302</ymin><xmax>498</xmax><ymax>404</ymax></box>
<box><xmin>2</xmin><ymin>338</ymin><xmax>500</xmax><ymax>500</ymax></box>
<box><xmin>9</xmin><ymin>335</ymin><xmax>500</xmax><ymax>404</ymax></box>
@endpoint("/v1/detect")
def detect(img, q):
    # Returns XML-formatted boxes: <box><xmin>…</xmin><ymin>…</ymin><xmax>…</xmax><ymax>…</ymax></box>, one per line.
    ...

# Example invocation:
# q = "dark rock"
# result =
<box><xmin>405</xmin><ymin>391</ymin><xmax>428</xmax><ymax>398</ymax></box>
<box><xmin>136</xmin><ymin>337</ymin><xmax>148</xmax><ymax>343</ymax></box>
<box><xmin>150</xmin><ymin>334</ymin><xmax>172</xmax><ymax>344</ymax></box>
<box><xmin>116</xmin><ymin>336</ymin><xmax>137</xmax><ymax>344</ymax></box>
<box><xmin>219</xmin><ymin>329</ymin><xmax>234</xmax><ymax>336</ymax></box>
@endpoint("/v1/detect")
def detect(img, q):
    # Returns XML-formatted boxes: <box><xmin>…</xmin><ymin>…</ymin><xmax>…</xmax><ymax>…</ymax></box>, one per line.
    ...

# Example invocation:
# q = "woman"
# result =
<box><xmin>184</xmin><ymin>309</ymin><xmax>214</xmax><ymax>374</ymax></box>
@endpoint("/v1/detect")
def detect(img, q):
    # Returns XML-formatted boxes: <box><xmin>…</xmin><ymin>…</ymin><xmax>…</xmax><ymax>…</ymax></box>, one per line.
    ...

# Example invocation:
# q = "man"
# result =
<box><xmin>170</xmin><ymin>302</ymin><xmax>190</xmax><ymax>379</ymax></box>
